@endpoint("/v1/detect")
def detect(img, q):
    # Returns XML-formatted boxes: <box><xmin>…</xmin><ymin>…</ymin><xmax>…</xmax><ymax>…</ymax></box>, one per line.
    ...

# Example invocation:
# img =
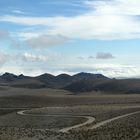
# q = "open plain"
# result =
<box><xmin>0</xmin><ymin>86</ymin><xmax>139</xmax><ymax>139</ymax></box>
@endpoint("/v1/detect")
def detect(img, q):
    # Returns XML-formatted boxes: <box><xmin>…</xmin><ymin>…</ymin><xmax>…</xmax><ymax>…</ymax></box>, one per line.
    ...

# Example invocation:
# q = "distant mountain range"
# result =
<box><xmin>0</xmin><ymin>72</ymin><xmax>140</xmax><ymax>94</ymax></box>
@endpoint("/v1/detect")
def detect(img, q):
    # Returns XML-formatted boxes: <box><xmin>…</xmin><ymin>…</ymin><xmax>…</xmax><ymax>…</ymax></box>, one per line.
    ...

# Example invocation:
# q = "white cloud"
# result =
<box><xmin>12</xmin><ymin>10</ymin><xmax>25</xmax><ymax>14</ymax></box>
<box><xmin>22</xmin><ymin>53</ymin><xmax>48</xmax><ymax>62</ymax></box>
<box><xmin>1</xmin><ymin>0</ymin><xmax>140</xmax><ymax>40</ymax></box>
<box><xmin>85</xmin><ymin>0</ymin><xmax>140</xmax><ymax>16</ymax></box>
<box><xmin>96</xmin><ymin>52</ymin><xmax>115</xmax><ymax>59</ymax></box>
<box><xmin>0</xmin><ymin>15</ymin><xmax>68</xmax><ymax>26</ymax></box>
<box><xmin>17</xmin><ymin>32</ymin><xmax>41</xmax><ymax>40</ymax></box>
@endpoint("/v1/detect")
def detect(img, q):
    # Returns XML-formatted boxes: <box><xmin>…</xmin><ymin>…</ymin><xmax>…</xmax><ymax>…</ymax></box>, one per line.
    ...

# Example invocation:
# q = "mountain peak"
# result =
<box><xmin>1</xmin><ymin>72</ymin><xmax>18</xmax><ymax>82</ymax></box>
<box><xmin>2</xmin><ymin>72</ymin><xmax>15</xmax><ymax>76</ymax></box>
<box><xmin>73</xmin><ymin>72</ymin><xmax>107</xmax><ymax>79</ymax></box>
<box><xmin>38</xmin><ymin>73</ymin><xmax>54</xmax><ymax>77</ymax></box>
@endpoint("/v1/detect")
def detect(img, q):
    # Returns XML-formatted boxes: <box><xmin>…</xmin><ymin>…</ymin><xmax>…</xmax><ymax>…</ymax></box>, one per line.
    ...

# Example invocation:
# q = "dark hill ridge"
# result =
<box><xmin>0</xmin><ymin>72</ymin><xmax>140</xmax><ymax>94</ymax></box>
<box><xmin>0</xmin><ymin>72</ymin><xmax>108</xmax><ymax>88</ymax></box>
<box><xmin>73</xmin><ymin>72</ymin><xmax>107</xmax><ymax>80</ymax></box>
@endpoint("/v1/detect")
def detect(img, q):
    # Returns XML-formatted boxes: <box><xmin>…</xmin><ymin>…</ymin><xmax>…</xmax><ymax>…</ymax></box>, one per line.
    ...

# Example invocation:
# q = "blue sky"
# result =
<box><xmin>0</xmin><ymin>0</ymin><xmax>140</xmax><ymax>77</ymax></box>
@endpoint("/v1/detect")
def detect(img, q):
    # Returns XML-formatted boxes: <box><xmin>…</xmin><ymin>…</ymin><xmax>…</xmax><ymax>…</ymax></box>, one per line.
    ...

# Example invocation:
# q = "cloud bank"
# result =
<box><xmin>1</xmin><ymin>0</ymin><xmax>140</xmax><ymax>40</ymax></box>
<box><xmin>24</xmin><ymin>34</ymin><xmax>68</xmax><ymax>49</ymax></box>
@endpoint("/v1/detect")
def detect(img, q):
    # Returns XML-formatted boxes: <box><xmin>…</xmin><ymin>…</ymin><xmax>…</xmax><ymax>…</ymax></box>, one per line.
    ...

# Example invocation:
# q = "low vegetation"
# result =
<box><xmin>0</xmin><ymin>87</ymin><xmax>140</xmax><ymax>139</ymax></box>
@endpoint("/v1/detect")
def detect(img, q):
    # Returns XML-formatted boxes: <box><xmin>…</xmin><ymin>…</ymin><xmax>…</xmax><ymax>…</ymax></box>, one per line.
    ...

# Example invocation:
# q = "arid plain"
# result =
<box><xmin>0</xmin><ymin>86</ymin><xmax>140</xmax><ymax>140</ymax></box>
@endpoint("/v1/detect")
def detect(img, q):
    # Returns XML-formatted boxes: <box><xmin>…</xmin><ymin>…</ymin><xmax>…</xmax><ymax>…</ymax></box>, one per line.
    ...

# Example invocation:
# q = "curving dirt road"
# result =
<box><xmin>17</xmin><ymin>109</ymin><xmax>140</xmax><ymax>133</ymax></box>
<box><xmin>60</xmin><ymin>116</ymin><xmax>95</xmax><ymax>133</ymax></box>
<box><xmin>17</xmin><ymin>110</ymin><xmax>95</xmax><ymax>133</ymax></box>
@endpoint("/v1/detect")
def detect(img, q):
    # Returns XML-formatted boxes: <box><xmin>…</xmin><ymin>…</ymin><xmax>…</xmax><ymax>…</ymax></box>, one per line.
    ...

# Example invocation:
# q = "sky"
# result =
<box><xmin>0</xmin><ymin>0</ymin><xmax>140</xmax><ymax>78</ymax></box>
